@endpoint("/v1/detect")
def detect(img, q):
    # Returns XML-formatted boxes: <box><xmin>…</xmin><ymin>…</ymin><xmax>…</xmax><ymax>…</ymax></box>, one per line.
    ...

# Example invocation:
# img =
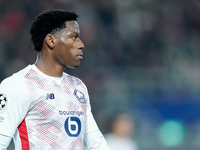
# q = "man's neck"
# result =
<box><xmin>35</xmin><ymin>55</ymin><xmax>64</xmax><ymax>77</ymax></box>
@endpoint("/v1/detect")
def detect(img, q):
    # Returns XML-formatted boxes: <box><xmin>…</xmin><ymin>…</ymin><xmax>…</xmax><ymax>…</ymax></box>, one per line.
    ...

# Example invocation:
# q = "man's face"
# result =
<box><xmin>53</xmin><ymin>21</ymin><xmax>84</xmax><ymax>68</ymax></box>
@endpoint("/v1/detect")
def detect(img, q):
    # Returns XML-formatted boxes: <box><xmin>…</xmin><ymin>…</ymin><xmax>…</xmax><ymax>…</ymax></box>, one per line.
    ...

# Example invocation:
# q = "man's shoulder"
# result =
<box><xmin>63</xmin><ymin>73</ymin><xmax>87</xmax><ymax>88</ymax></box>
<box><xmin>0</xmin><ymin>65</ymin><xmax>31</xmax><ymax>86</ymax></box>
<box><xmin>63</xmin><ymin>72</ymin><xmax>82</xmax><ymax>82</ymax></box>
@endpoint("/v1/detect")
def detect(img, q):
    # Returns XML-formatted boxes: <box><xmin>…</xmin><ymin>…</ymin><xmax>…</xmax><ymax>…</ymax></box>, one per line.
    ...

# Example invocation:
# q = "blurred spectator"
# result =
<box><xmin>1</xmin><ymin>0</ymin><xmax>200</xmax><ymax>149</ymax></box>
<box><xmin>105</xmin><ymin>113</ymin><xmax>139</xmax><ymax>150</ymax></box>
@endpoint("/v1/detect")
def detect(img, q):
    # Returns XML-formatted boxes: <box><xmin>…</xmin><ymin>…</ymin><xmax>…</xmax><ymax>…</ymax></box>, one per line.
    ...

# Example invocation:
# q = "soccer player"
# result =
<box><xmin>0</xmin><ymin>9</ymin><xmax>110</xmax><ymax>150</ymax></box>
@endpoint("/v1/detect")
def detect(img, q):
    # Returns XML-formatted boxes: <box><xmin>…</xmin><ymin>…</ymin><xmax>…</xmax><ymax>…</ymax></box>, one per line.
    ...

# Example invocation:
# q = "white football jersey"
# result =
<box><xmin>0</xmin><ymin>65</ymin><xmax>101</xmax><ymax>150</ymax></box>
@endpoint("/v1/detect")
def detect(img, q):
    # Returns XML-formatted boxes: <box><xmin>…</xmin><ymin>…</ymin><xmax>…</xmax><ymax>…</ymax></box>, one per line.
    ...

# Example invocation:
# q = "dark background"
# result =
<box><xmin>1</xmin><ymin>0</ymin><xmax>200</xmax><ymax>149</ymax></box>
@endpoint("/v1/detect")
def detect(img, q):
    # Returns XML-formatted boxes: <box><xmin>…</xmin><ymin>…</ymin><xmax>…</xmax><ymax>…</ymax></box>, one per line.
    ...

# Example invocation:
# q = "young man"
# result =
<box><xmin>0</xmin><ymin>9</ymin><xmax>109</xmax><ymax>150</ymax></box>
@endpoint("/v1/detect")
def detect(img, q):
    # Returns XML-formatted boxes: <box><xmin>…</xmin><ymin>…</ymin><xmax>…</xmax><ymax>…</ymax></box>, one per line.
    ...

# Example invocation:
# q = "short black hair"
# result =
<box><xmin>30</xmin><ymin>9</ymin><xmax>78</xmax><ymax>52</ymax></box>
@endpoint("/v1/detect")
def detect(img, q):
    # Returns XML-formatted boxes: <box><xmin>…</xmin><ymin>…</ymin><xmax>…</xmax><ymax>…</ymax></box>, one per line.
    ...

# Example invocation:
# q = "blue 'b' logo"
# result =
<box><xmin>64</xmin><ymin>117</ymin><xmax>81</xmax><ymax>137</ymax></box>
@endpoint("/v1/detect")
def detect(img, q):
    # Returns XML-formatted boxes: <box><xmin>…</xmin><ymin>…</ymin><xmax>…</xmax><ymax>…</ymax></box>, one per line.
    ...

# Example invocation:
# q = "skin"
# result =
<box><xmin>35</xmin><ymin>21</ymin><xmax>85</xmax><ymax>77</ymax></box>
<box><xmin>112</xmin><ymin>114</ymin><xmax>133</xmax><ymax>137</ymax></box>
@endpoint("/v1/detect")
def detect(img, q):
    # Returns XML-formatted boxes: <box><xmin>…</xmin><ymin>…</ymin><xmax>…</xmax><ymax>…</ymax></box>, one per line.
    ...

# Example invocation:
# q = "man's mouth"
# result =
<box><xmin>77</xmin><ymin>53</ymin><xmax>83</xmax><ymax>60</ymax></box>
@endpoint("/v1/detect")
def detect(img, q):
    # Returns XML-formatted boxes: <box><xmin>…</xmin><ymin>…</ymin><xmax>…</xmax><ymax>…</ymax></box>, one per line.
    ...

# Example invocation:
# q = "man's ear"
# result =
<box><xmin>45</xmin><ymin>34</ymin><xmax>56</xmax><ymax>49</ymax></box>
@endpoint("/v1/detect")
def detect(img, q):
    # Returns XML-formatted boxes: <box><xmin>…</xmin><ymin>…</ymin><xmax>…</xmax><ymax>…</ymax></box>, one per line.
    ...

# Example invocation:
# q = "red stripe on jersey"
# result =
<box><xmin>18</xmin><ymin>119</ymin><xmax>30</xmax><ymax>149</ymax></box>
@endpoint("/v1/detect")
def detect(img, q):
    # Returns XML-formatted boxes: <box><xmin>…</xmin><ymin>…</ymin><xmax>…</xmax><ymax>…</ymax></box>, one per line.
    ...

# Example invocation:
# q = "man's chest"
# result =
<box><xmin>25</xmin><ymin>83</ymin><xmax>87</xmax><ymax>137</ymax></box>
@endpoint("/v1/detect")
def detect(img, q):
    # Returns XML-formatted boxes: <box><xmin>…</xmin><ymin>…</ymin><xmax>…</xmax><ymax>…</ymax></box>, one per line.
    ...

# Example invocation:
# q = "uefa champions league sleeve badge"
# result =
<box><xmin>0</xmin><ymin>93</ymin><xmax>8</xmax><ymax>110</ymax></box>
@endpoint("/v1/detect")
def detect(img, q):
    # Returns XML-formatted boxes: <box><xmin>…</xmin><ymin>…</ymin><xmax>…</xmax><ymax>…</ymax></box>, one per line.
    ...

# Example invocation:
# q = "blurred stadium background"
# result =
<box><xmin>1</xmin><ymin>0</ymin><xmax>200</xmax><ymax>149</ymax></box>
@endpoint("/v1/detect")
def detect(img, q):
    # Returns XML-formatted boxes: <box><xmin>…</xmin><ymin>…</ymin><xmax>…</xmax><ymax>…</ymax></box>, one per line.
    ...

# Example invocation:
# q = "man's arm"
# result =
<box><xmin>84</xmin><ymin>130</ymin><xmax>110</xmax><ymax>150</ymax></box>
<box><xmin>84</xmin><ymin>99</ymin><xmax>110</xmax><ymax>149</ymax></box>
<box><xmin>82</xmin><ymin>83</ymin><xmax>110</xmax><ymax>149</ymax></box>
<box><xmin>0</xmin><ymin>134</ymin><xmax>12</xmax><ymax>149</ymax></box>
<box><xmin>0</xmin><ymin>77</ymin><xmax>30</xmax><ymax>149</ymax></box>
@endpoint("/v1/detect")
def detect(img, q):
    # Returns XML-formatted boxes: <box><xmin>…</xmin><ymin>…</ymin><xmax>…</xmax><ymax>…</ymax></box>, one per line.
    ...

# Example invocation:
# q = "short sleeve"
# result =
<box><xmin>0</xmin><ymin>77</ymin><xmax>30</xmax><ymax>137</ymax></box>
<box><xmin>82</xmin><ymin>83</ymin><xmax>99</xmax><ymax>133</ymax></box>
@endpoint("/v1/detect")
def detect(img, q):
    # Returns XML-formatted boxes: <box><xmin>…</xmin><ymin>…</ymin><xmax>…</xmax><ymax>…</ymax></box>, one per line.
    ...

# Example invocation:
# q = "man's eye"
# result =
<box><xmin>72</xmin><ymin>35</ymin><xmax>78</xmax><ymax>39</ymax></box>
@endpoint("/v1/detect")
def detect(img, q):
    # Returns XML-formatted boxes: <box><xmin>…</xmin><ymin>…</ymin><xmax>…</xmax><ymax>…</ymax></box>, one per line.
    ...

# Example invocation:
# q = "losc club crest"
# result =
<box><xmin>73</xmin><ymin>89</ymin><xmax>86</xmax><ymax>104</ymax></box>
<box><xmin>0</xmin><ymin>93</ymin><xmax>7</xmax><ymax>110</ymax></box>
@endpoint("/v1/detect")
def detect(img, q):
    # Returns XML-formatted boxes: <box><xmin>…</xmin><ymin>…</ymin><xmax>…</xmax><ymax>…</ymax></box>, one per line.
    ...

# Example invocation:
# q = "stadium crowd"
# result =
<box><xmin>1</xmin><ymin>0</ymin><xmax>200</xmax><ymax>149</ymax></box>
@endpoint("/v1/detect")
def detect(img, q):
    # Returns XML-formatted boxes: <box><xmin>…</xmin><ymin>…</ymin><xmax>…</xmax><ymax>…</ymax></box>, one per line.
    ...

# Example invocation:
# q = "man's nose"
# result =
<box><xmin>78</xmin><ymin>39</ymin><xmax>84</xmax><ymax>50</ymax></box>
